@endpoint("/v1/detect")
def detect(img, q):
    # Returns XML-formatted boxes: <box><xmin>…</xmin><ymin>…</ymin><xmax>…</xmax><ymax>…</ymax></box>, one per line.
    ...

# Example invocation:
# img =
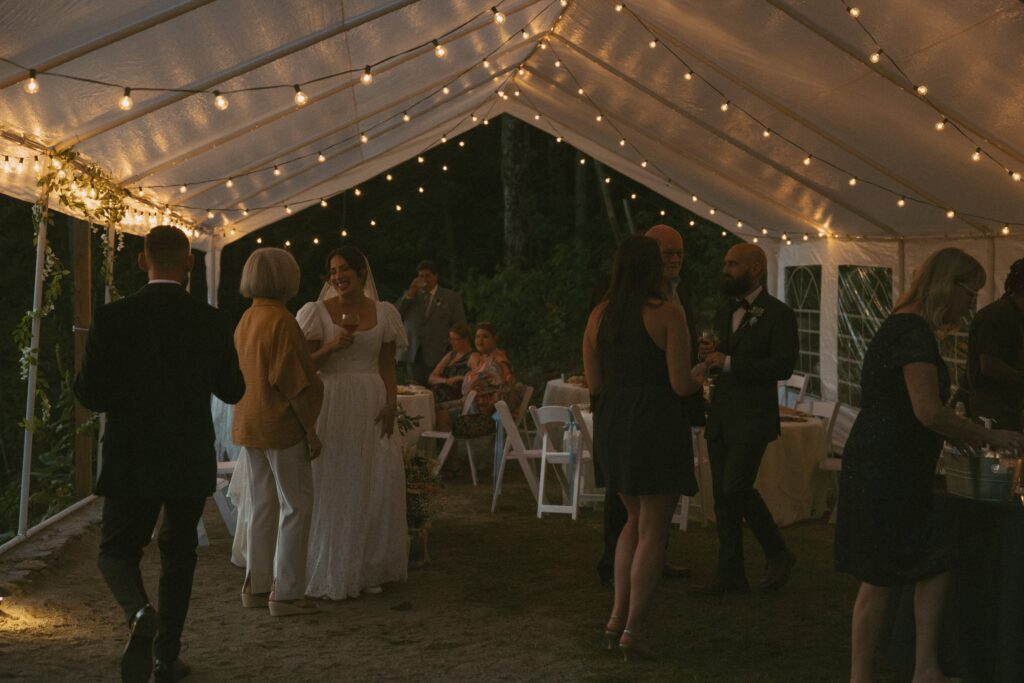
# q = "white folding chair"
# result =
<box><xmin>570</xmin><ymin>404</ymin><xmax>604</xmax><ymax>509</ymax></box>
<box><xmin>213</xmin><ymin>460</ymin><xmax>238</xmax><ymax>536</ymax></box>
<box><xmin>778</xmin><ymin>373</ymin><xmax>807</xmax><ymax>408</ymax></box>
<box><xmin>799</xmin><ymin>398</ymin><xmax>844</xmax><ymax>523</ymax></box>
<box><xmin>491</xmin><ymin>400</ymin><xmax>542</xmax><ymax>512</ymax></box>
<box><xmin>531</xmin><ymin>405</ymin><xmax>583</xmax><ymax>519</ymax></box>
<box><xmin>513</xmin><ymin>383</ymin><xmax>534</xmax><ymax>442</ymax></box>
<box><xmin>422</xmin><ymin>390</ymin><xmax>478</xmax><ymax>484</ymax></box>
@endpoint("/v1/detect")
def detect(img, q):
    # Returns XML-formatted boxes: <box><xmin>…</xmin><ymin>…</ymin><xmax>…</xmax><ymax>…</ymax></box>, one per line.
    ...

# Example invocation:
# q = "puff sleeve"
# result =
<box><xmin>379</xmin><ymin>302</ymin><xmax>409</xmax><ymax>351</ymax></box>
<box><xmin>295</xmin><ymin>301</ymin><xmax>323</xmax><ymax>342</ymax></box>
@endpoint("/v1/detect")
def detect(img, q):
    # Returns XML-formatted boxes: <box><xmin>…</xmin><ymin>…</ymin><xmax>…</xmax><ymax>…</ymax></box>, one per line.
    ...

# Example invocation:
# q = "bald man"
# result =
<box><xmin>692</xmin><ymin>243</ymin><xmax>798</xmax><ymax>596</ymax></box>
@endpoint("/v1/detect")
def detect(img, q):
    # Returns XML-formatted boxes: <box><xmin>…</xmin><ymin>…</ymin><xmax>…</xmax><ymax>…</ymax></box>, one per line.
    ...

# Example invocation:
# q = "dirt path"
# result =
<box><xmin>1</xmin><ymin>476</ymin><xmax>859</xmax><ymax>681</ymax></box>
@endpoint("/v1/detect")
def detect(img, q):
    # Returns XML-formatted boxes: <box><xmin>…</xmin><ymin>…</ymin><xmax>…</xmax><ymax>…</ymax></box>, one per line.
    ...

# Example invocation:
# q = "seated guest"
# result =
<box><xmin>462</xmin><ymin>322</ymin><xmax>518</xmax><ymax>414</ymax></box>
<box><xmin>233</xmin><ymin>248</ymin><xmax>324</xmax><ymax>617</ymax></box>
<box><xmin>429</xmin><ymin>324</ymin><xmax>481</xmax><ymax>404</ymax></box>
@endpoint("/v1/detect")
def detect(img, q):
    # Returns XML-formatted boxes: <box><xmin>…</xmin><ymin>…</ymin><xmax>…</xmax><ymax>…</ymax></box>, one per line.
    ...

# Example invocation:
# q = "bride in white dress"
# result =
<box><xmin>297</xmin><ymin>246</ymin><xmax>409</xmax><ymax>599</ymax></box>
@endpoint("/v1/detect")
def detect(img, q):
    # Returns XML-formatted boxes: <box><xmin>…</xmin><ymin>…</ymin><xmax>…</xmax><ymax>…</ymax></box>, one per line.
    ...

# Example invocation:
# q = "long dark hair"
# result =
<box><xmin>599</xmin><ymin>235</ymin><xmax>665</xmax><ymax>347</ymax></box>
<box><xmin>324</xmin><ymin>246</ymin><xmax>368</xmax><ymax>283</ymax></box>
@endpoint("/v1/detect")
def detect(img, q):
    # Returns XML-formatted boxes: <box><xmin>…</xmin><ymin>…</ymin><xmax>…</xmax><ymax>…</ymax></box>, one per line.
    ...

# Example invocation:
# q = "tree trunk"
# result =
<box><xmin>592</xmin><ymin>159</ymin><xmax>623</xmax><ymax>243</ymax></box>
<box><xmin>574</xmin><ymin>150</ymin><xmax>587</xmax><ymax>234</ymax></box>
<box><xmin>501</xmin><ymin>116</ymin><xmax>529</xmax><ymax>269</ymax></box>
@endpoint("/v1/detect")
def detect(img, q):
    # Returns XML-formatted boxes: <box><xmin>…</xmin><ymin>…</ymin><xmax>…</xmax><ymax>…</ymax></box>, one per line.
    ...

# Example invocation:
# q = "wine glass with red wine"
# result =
<box><xmin>340</xmin><ymin>311</ymin><xmax>360</xmax><ymax>334</ymax></box>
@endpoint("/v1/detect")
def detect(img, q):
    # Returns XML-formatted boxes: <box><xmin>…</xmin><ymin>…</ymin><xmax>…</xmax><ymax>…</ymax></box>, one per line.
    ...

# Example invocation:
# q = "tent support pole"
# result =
<box><xmin>988</xmin><ymin>237</ymin><xmax>997</xmax><ymax>301</ymax></box>
<box><xmin>897</xmin><ymin>239</ymin><xmax>906</xmax><ymax>298</ymax></box>
<box><xmin>17</xmin><ymin>202</ymin><xmax>51</xmax><ymax>536</ymax></box>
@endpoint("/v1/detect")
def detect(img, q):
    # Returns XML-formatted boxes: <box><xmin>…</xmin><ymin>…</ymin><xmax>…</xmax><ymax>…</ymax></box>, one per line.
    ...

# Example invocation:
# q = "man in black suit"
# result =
<box><xmin>396</xmin><ymin>260</ymin><xmax>467</xmax><ymax>386</ymax></box>
<box><xmin>693</xmin><ymin>243</ymin><xmax>798</xmax><ymax>596</ymax></box>
<box><xmin>75</xmin><ymin>226</ymin><xmax>245</xmax><ymax>682</ymax></box>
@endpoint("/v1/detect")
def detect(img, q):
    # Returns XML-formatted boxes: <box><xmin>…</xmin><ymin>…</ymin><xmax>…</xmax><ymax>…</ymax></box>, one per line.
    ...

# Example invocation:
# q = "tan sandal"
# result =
<box><xmin>241</xmin><ymin>575</ymin><xmax>269</xmax><ymax>608</ymax></box>
<box><xmin>268</xmin><ymin>599</ymin><xmax>319</xmax><ymax>617</ymax></box>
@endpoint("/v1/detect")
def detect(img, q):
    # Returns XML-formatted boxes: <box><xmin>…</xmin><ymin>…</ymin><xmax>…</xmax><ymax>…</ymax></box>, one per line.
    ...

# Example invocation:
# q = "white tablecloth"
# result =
<box><xmin>694</xmin><ymin>420</ymin><xmax>829</xmax><ymax>527</ymax></box>
<box><xmin>397</xmin><ymin>386</ymin><xmax>435</xmax><ymax>451</ymax></box>
<box><xmin>542</xmin><ymin>379</ymin><xmax>590</xmax><ymax>407</ymax></box>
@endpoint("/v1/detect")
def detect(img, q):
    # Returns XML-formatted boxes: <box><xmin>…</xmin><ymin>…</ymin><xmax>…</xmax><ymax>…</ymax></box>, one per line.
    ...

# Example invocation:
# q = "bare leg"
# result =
<box><xmin>850</xmin><ymin>582</ymin><xmax>891</xmax><ymax>683</ymax></box>
<box><xmin>912</xmin><ymin>572</ymin><xmax>952</xmax><ymax>683</ymax></box>
<box><xmin>607</xmin><ymin>494</ymin><xmax>639</xmax><ymax>634</ymax></box>
<box><xmin>623</xmin><ymin>494</ymin><xmax>678</xmax><ymax>634</ymax></box>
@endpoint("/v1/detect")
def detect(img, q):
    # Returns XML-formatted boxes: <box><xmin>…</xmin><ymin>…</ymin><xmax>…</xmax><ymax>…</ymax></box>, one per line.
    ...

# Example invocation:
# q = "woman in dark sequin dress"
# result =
<box><xmin>835</xmin><ymin>247</ymin><xmax>1024</xmax><ymax>682</ymax></box>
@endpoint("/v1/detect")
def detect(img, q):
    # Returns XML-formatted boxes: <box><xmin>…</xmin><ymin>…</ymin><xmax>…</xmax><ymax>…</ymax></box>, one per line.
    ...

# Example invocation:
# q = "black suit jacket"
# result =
<box><xmin>74</xmin><ymin>283</ymin><xmax>245</xmax><ymax>498</ymax></box>
<box><xmin>705</xmin><ymin>289</ymin><xmax>798</xmax><ymax>444</ymax></box>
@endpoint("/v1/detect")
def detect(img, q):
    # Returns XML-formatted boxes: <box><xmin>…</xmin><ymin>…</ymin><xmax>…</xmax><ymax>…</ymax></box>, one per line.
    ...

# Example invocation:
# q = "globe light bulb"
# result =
<box><xmin>213</xmin><ymin>91</ymin><xmax>229</xmax><ymax>110</ymax></box>
<box><xmin>320</xmin><ymin>198</ymin><xmax>328</xmax><ymax>207</ymax></box>
<box><xmin>897</xmin><ymin>197</ymin><xmax>906</xmax><ymax>207</ymax></box>
<box><xmin>935</xmin><ymin>118</ymin><xmax>947</xmax><ymax>131</ymax></box>
<box><xmin>433</xmin><ymin>40</ymin><xmax>447</xmax><ymax>58</ymax></box>
<box><xmin>23</xmin><ymin>71</ymin><xmax>39</xmax><ymax>94</ymax></box>
<box><xmin>318</xmin><ymin>152</ymin><xmax>326</xmax><ymax>162</ymax></box>
<box><xmin>179</xmin><ymin>184</ymin><xmax>188</xmax><ymax>194</ymax></box>
<box><xmin>118</xmin><ymin>87</ymin><xmax>133</xmax><ymax>111</ymax></box>
<box><xmin>971</xmin><ymin>148</ymin><xmax>982</xmax><ymax>162</ymax></box>
<box><xmin>869</xmin><ymin>51</ymin><xmax>881</xmax><ymax>64</ymax></box>
<box><xmin>293</xmin><ymin>85</ymin><xmax>308</xmax><ymax>106</ymax></box>
<box><xmin>492</xmin><ymin>7</ymin><xmax>505</xmax><ymax>24</ymax></box>
<box><xmin>360</xmin><ymin>66</ymin><xmax>373</xmax><ymax>85</ymax></box>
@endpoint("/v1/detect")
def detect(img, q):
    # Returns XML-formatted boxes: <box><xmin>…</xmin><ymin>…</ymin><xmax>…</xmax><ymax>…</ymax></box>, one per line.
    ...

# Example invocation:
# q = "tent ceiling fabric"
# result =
<box><xmin>1</xmin><ymin>0</ymin><xmax>1022</xmax><ymax>248</ymax></box>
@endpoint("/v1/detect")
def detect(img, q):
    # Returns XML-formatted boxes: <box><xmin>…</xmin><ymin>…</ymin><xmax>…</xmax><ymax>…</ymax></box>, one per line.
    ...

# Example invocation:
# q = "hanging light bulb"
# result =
<box><xmin>848</xmin><ymin>177</ymin><xmax>857</xmax><ymax>186</ymax></box>
<box><xmin>761</xmin><ymin>227</ymin><xmax>768</xmax><ymax>235</ymax></box>
<box><xmin>320</xmin><ymin>198</ymin><xmax>328</xmax><ymax>208</ymax></box>
<box><xmin>915</xmin><ymin>84</ymin><xmax>928</xmax><ymax>96</ymax></box>
<box><xmin>286</xmin><ymin>240</ymin><xmax>293</xmax><ymax>248</ymax></box>
<box><xmin>595</xmin><ymin>114</ymin><xmax>602</xmax><ymax>122</ymax></box>
<box><xmin>492</xmin><ymin>6</ymin><xmax>506</xmax><ymax>24</ymax></box>
<box><xmin>342</xmin><ymin>229</ymin><xmax>349</xmax><ymax>236</ymax></box>
<box><xmin>1012</xmin><ymin>171</ymin><xmax>1022</xmax><ymax>182</ymax></box>
<box><xmin>318</xmin><ymin>151</ymin><xmax>326</xmax><ymax>163</ymax></box>
<box><xmin>418</xmin><ymin>186</ymin><xmax>425</xmax><ymax>194</ymax></box>
<box><xmin>441</xmin><ymin>135</ymin><xmax>448</xmax><ymax>143</ymax></box>
<box><xmin>433</xmin><ymin>40</ymin><xmax>447</xmax><ymax>58</ymax></box>
<box><xmin>213</xmin><ymin>90</ymin><xmax>229</xmax><ymax>110</ymax></box>
<box><xmin>615</xmin><ymin>2</ymin><xmax>624</xmax><ymax>10</ymax></box>
<box><xmin>660</xmin><ymin>209</ymin><xmax>667</xmax><ymax>216</ymax></box>
<box><xmin>15</xmin><ymin>158</ymin><xmax>24</xmax><ymax>174</ymax></box>
<box><xmin>23</xmin><ymin>70</ymin><xmax>39</xmax><ymax>94</ymax></box>
<box><xmin>604</xmin><ymin>177</ymin><xmax>611</xmax><ymax>184</ymax></box>
<box><xmin>971</xmin><ymin>147</ymin><xmax>982</xmax><ymax>162</ymax></box>
<box><xmin>934</xmin><ymin>117</ymin><xmax>947</xmax><ymax>131</ymax></box>
<box><xmin>684</xmin><ymin>71</ymin><xmax>693</xmax><ymax>81</ymax></box>
<box><xmin>206</xmin><ymin>209</ymin><xmax>215</xmax><ymax>219</ymax></box>
<box><xmin>273</xmin><ymin>165</ymin><xmax>281</xmax><ymax>176</ymax></box>
<box><xmin>752</xmin><ymin>237</ymin><xmax>759</xmax><ymax>244</ymax></box>
<box><xmin>1002</xmin><ymin>225</ymin><xmax>1011</xmax><ymax>236</ymax></box>
<box><xmin>285</xmin><ymin>205</ymin><xmax>292</xmax><ymax>214</ymax></box>
<box><xmin>386</xmin><ymin>173</ymin><xmax>393</xmax><ymax>181</ymax></box>
<box><xmin>803</xmin><ymin>154</ymin><xmax>812</xmax><ymax>166</ymax></box>
<box><xmin>631</xmin><ymin>193</ymin><xmax>637</xmax><ymax>200</ymax></box>
<box><xmin>848</xmin><ymin>6</ymin><xmax>860</xmax><ymax>17</ymax></box>
<box><xmin>897</xmin><ymin>196</ymin><xmax>906</xmax><ymax>207</ymax></box>
<box><xmin>118</xmin><ymin>87</ymin><xmax>134</xmax><ymax>111</ymax></box>
<box><xmin>521</xmin><ymin>29</ymin><xmax>530</xmax><ymax>39</ymax></box>
<box><xmin>471</xmin><ymin>114</ymin><xmax>479</xmax><ymax>122</ymax></box>
<box><xmin>403</xmin><ymin>112</ymin><xmax>411</xmax><ymax>122</ymax></box>
<box><xmin>579</xmin><ymin>158</ymin><xmax>586</xmax><ymax>165</ymax></box>
<box><xmin>32</xmin><ymin>156</ymin><xmax>41</xmax><ymax>174</ymax></box>
<box><xmin>691</xmin><ymin>194</ymin><xmax>698</xmax><ymax>202</ymax></box>
<box><xmin>555</xmin><ymin>136</ymin><xmax>562</xmax><ymax>143</ymax></box>
<box><xmin>369</xmin><ymin>220</ymin><xmax>376</xmax><ymax>227</ymax></box>
<box><xmin>360</xmin><ymin>133</ymin><xmax>368</xmax><ymax>144</ymax></box>
<box><xmin>226</xmin><ymin>177</ymin><xmax>234</xmax><ymax>188</ymax></box>
<box><xmin>709</xmin><ymin>208</ymin><xmax>716</xmax><ymax>215</ymax></box>
<box><xmin>313</xmin><ymin>237</ymin><xmax>320</xmax><ymax>244</ymax></box>
<box><xmin>256</xmin><ymin>237</ymin><xmax>263</xmax><ymax>244</ymax></box>
<box><xmin>354</xmin><ymin>188</ymin><xmax>362</xmax><ymax>196</ymax></box>
<box><xmin>293</xmin><ymin>85</ymin><xmax>308</xmax><ymax>106</ymax></box>
<box><xmin>361</xmin><ymin>66</ymin><xmax>373</xmax><ymax>85</ymax></box>
<box><xmin>534</xmin><ymin>113</ymin><xmax>541</xmax><ymax>121</ymax></box>
<box><xmin>640</xmin><ymin>160</ymin><xmax>648</xmax><ymax>168</ymax></box>
<box><xmin>417</xmin><ymin>156</ymin><xmax>425</xmax><ymax>164</ymax></box>
<box><xmin>242</xmin><ymin>208</ymin><xmax>249</xmax><ymax>217</ymax></box>
<box><xmin>395</xmin><ymin>204</ymin><xmax>402</xmax><ymax>212</ymax></box>
<box><xmin>3</xmin><ymin>156</ymin><xmax>11</xmax><ymax>173</ymax></box>
<box><xmin>483</xmin><ymin>59</ymin><xmax>491</xmax><ymax>69</ymax></box>
<box><xmin>869</xmin><ymin>50</ymin><xmax>881</xmax><ymax>64</ymax></box>
<box><xmin>720</xmin><ymin>100</ymin><xmax>729</xmax><ymax>112</ymax></box>
<box><xmin>649</xmin><ymin>38</ymin><xmax>658</xmax><ymax>49</ymax></box>
<box><xmin>442</xmin><ymin>86</ymin><xmax>450</xmax><ymax>95</ymax></box>
<box><xmin>518</xmin><ymin>65</ymin><xmax>526</xmax><ymax>76</ymax></box>
<box><xmin>946</xmin><ymin>209</ymin><xmax>955</xmax><ymax>219</ymax></box>
<box><xmin>554</xmin><ymin>59</ymin><xmax>562</xmax><ymax>68</ymax></box>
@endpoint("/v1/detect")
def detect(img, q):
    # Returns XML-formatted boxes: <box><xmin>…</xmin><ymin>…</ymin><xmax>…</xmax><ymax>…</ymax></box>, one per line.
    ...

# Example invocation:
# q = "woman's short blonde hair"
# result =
<box><xmin>894</xmin><ymin>247</ymin><xmax>985</xmax><ymax>330</ymax></box>
<box><xmin>239</xmin><ymin>247</ymin><xmax>301</xmax><ymax>299</ymax></box>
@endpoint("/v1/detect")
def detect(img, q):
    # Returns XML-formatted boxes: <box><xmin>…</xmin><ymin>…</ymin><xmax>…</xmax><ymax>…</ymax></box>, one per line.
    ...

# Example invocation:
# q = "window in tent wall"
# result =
<box><xmin>837</xmin><ymin>266</ymin><xmax>893</xmax><ymax>407</ymax></box>
<box><xmin>784</xmin><ymin>265</ymin><xmax>822</xmax><ymax>398</ymax></box>
<box><xmin>939</xmin><ymin>314</ymin><xmax>972</xmax><ymax>395</ymax></box>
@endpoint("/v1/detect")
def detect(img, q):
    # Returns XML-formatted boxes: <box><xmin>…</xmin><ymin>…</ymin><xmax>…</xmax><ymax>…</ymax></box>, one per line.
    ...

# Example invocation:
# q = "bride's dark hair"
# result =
<box><xmin>325</xmin><ymin>246</ymin><xmax>368</xmax><ymax>283</ymax></box>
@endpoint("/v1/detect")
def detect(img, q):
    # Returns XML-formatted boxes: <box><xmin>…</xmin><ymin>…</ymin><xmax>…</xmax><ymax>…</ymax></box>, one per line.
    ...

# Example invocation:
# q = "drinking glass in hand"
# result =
<box><xmin>340</xmin><ymin>312</ymin><xmax>360</xmax><ymax>335</ymax></box>
<box><xmin>699</xmin><ymin>328</ymin><xmax>719</xmax><ymax>361</ymax></box>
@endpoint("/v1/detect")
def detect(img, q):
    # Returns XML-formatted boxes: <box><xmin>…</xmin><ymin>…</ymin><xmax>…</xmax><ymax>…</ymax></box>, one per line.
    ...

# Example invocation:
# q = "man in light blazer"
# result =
<box><xmin>395</xmin><ymin>260</ymin><xmax>467</xmax><ymax>385</ymax></box>
<box><xmin>694</xmin><ymin>243</ymin><xmax>798</xmax><ymax>597</ymax></box>
<box><xmin>75</xmin><ymin>226</ymin><xmax>245</xmax><ymax>682</ymax></box>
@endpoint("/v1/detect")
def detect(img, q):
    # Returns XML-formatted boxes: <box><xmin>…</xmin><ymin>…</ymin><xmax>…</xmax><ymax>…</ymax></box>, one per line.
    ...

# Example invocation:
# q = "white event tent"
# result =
<box><xmin>2</xmin><ymin>0</ymin><xmax>1024</xmax><ymax>545</ymax></box>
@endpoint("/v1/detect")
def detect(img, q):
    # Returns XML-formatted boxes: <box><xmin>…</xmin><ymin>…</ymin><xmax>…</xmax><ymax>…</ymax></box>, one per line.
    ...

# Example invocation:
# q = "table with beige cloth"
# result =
<box><xmin>694</xmin><ymin>419</ymin><xmax>830</xmax><ymax>527</ymax></box>
<box><xmin>397</xmin><ymin>385</ymin><xmax>435</xmax><ymax>451</ymax></box>
<box><xmin>542</xmin><ymin>378</ymin><xmax>590</xmax><ymax>408</ymax></box>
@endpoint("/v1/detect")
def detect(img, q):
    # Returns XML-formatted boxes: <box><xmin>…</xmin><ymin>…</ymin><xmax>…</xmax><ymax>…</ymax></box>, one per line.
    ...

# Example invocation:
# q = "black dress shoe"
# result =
<box><xmin>122</xmin><ymin>605</ymin><xmax>158</xmax><ymax>683</ymax></box>
<box><xmin>688</xmin><ymin>579</ymin><xmax>751</xmax><ymax>597</ymax></box>
<box><xmin>153</xmin><ymin>657</ymin><xmax>191</xmax><ymax>682</ymax></box>
<box><xmin>757</xmin><ymin>550</ymin><xmax>796</xmax><ymax>592</ymax></box>
<box><xmin>662</xmin><ymin>562</ymin><xmax>692</xmax><ymax>579</ymax></box>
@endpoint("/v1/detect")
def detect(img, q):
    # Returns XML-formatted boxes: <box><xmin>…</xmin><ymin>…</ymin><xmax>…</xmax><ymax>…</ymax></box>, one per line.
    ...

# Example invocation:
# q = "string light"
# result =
<box><xmin>2</xmin><ymin>156</ymin><xmax>11</xmax><ymax>173</ymax></box>
<box><xmin>579</xmin><ymin>158</ymin><xmax>586</xmax><ymax>165</ymax></box>
<box><xmin>313</xmin><ymin>237</ymin><xmax>320</xmax><ymax>244</ymax></box>
<box><xmin>691</xmin><ymin>195</ymin><xmax>698</xmax><ymax>202</ymax></box>
<box><xmin>369</xmin><ymin>220</ymin><xmax>376</xmax><ymax>227</ymax></box>
<box><xmin>518</xmin><ymin>65</ymin><xmax>526</xmax><ymax>76</ymax></box>
<box><xmin>242</xmin><ymin>209</ymin><xmax>249</xmax><ymax>217</ymax></box>
<box><xmin>595</xmin><ymin>114</ymin><xmax>603</xmax><ymax>122</ymax></box>
<box><xmin>458</xmin><ymin>140</ymin><xmax>466</xmax><ymax>147</ymax></box>
<box><xmin>483</xmin><ymin>59</ymin><xmax>491</xmax><ymax>69</ymax></box>
<box><xmin>320</xmin><ymin>198</ymin><xmax>328</xmax><ymax>207</ymax></box>
<box><xmin>897</xmin><ymin>196</ymin><xmax>906</xmax><ymax>207</ymax></box>
<box><xmin>521</xmin><ymin>29</ymin><xmax>530</xmax><ymax>39</ymax></box>
<box><xmin>206</xmin><ymin>209</ymin><xmax>215</xmax><ymax>219</ymax></box>
<box><xmin>848</xmin><ymin>6</ymin><xmax>860</xmax><ymax>17</ymax></box>
<box><xmin>555</xmin><ymin>136</ymin><xmax>562</xmax><ymax>142</ymax></box>
<box><xmin>640</xmin><ymin>160</ymin><xmax>648</xmax><ymax>168</ymax></box>
<box><xmin>179</xmin><ymin>184</ymin><xmax>188</xmax><ymax>194</ymax></box>
<box><xmin>354</xmin><ymin>188</ymin><xmax>362</xmax><ymax>196</ymax></box>
<box><xmin>649</xmin><ymin>38</ymin><xmax>658</xmax><ymax>49</ymax></box>
<box><xmin>1002</xmin><ymin>225</ymin><xmax>1011</xmax><ymax>236</ymax></box>
<box><xmin>403</xmin><ymin>112</ymin><xmax>411</xmax><ymax>122</ymax></box>
<box><xmin>226</xmin><ymin>177</ymin><xmax>234</xmax><ymax>188</ymax></box>
<box><xmin>118</xmin><ymin>87</ymin><xmax>133</xmax><ymax>111</ymax></box>
<box><xmin>934</xmin><ymin>118</ymin><xmax>947</xmax><ymax>131</ymax></box>
<box><xmin>273</xmin><ymin>165</ymin><xmax>281</xmax><ymax>176</ymax></box>
<box><xmin>660</xmin><ymin>209</ymin><xmax>667</xmax><ymax>216</ymax></box>
<box><xmin>360</xmin><ymin>133</ymin><xmax>369</xmax><ymax>144</ymax></box>
<box><xmin>720</xmin><ymin>100</ymin><xmax>730</xmax><ymax>112</ymax></box>
<box><xmin>32</xmin><ymin>156</ymin><xmax>41</xmax><ymax>174</ymax></box>
<box><xmin>386</xmin><ymin>173</ymin><xmax>393</xmax><ymax>181</ymax></box>
<box><xmin>762</xmin><ymin>129</ymin><xmax>771</xmax><ymax>138</ymax></box>
<box><xmin>433</xmin><ymin>40</ymin><xmax>447</xmax><ymax>58</ymax></box>
<box><xmin>395</xmin><ymin>204</ymin><xmax>402</xmax><ymax>212</ymax></box>
<box><xmin>971</xmin><ymin>148</ymin><xmax>982</xmax><ymax>162</ymax></box>
<box><xmin>441</xmin><ymin>135</ymin><xmax>448</xmax><ymax>143</ymax></box>
<box><xmin>1012</xmin><ymin>172</ymin><xmax>1022</xmax><ymax>182</ymax></box>
<box><xmin>684</xmin><ymin>71</ymin><xmax>693</xmax><ymax>81</ymax></box>
<box><xmin>284</xmin><ymin>240</ymin><xmax>291</xmax><ymax>247</ymax></box>
<box><xmin>848</xmin><ymin>177</ymin><xmax>857</xmax><ymax>186</ymax></box>
<box><xmin>318</xmin><ymin>151</ymin><xmax>326</xmax><ymax>163</ymax></box>
<box><xmin>442</xmin><ymin>164</ymin><xmax>449</xmax><ymax>172</ymax></box>
<box><xmin>946</xmin><ymin>209</ymin><xmax>955</xmax><ymax>219</ymax></box>
<box><xmin>615</xmin><ymin>3</ymin><xmax>624</xmax><ymax>10</ymax></box>
<box><xmin>492</xmin><ymin>7</ymin><xmax>505</xmax><ymax>24</ymax></box>
<box><xmin>915</xmin><ymin>84</ymin><xmax>928</xmax><ymax>96</ymax></box>
<box><xmin>869</xmin><ymin>50</ymin><xmax>881</xmax><ymax>64</ymax></box>
<box><xmin>256</xmin><ymin>237</ymin><xmax>263</xmax><ymax>244</ymax></box>
<box><xmin>442</xmin><ymin>86</ymin><xmax>451</xmax><ymax>95</ymax></box>
<box><xmin>418</xmin><ymin>186</ymin><xmax>425</xmax><ymax>193</ymax></box>
<box><xmin>577</xmin><ymin>87</ymin><xmax>584</xmax><ymax>95</ymax></box>
<box><xmin>709</xmin><ymin>208</ymin><xmax>716</xmax><ymax>215</ymax></box>
<box><xmin>293</xmin><ymin>85</ymin><xmax>308</xmax><ymax>106</ymax></box>
<box><xmin>285</xmin><ymin>205</ymin><xmax>292</xmax><ymax>214</ymax></box>
<box><xmin>752</xmin><ymin>237</ymin><xmax>759</xmax><ymax>243</ymax></box>
<box><xmin>630</xmin><ymin>193</ymin><xmax>637</xmax><ymax>199</ymax></box>
<box><xmin>213</xmin><ymin>90</ymin><xmax>229</xmax><ymax>110</ymax></box>
<box><xmin>417</xmin><ymin>156</ymin><xmax>425</xmax><ymax>163</ymax></box>
<box><xmin>23</xmin><ymin>70</ymin><xmax>39</xmax><ymax>94</ymax></box>
<box><xmin>761</xmin><ymin>227</ymin><xmax>768</xmax><ymax>235</ymax></box>
<box><xmin>554</xmin><ymin>59</ymin><xmax>561</xmax><ymax>68</ymax></box>
<box><xmin>342</xmin><ymin>229</ymin><xmax>349</xmax><ymax>236</ymax></box>
<box><xmin>604</xmin><ymin>177</ymin><xmax>611</xmax><ymax>184</ymax></box>
<box><xmin>802</xmin><ymin>154</ymin><xmax>812</xmax><ymax>166</ymax></box>
<box><xmin>361</xmin><ymin>66</ymin><xmax>374</xmax><ymax>85</ymax></box>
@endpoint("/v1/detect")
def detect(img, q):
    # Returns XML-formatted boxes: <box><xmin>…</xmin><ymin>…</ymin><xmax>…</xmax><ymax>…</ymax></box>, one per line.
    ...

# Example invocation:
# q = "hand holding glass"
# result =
<box><xmin>340</xmin><ymin>312</ymin><xmax>360</xmax><ymax>334</ymax></box>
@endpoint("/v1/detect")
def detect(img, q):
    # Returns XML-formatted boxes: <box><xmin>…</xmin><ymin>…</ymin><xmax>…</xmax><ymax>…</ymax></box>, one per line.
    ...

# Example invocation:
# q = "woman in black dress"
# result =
<box><xmin>836</xmin><ymin>247</ymin><xmax>1024</xmax><ymax>682</ymax></box>
<box><xmin>583</xmin><ymin>235</ymin><xmax>700</xmax><ymax>660</ymax></box>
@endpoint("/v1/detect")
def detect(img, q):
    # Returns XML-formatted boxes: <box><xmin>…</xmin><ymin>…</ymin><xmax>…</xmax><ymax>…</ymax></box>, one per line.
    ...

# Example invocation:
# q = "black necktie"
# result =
<box><xmin>729</xmin><ymin>298</ymin><xmax>750</xmax><ymax>313</ymax></box>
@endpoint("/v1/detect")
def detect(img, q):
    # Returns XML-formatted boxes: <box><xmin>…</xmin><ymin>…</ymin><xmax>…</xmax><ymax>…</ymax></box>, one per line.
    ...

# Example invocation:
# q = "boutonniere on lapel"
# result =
<box><xmin>748</xmin><ymin>305</ymin><xmax>765</xmax><ymax>325</ymax></box>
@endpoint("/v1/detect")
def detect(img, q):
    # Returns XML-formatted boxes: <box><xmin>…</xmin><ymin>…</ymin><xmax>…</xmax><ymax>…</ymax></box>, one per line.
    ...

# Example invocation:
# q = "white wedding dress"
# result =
<box><xmin>297</xmin><ymin>299</ymin><xmax>409</xmax><ymax>599</ymax></box>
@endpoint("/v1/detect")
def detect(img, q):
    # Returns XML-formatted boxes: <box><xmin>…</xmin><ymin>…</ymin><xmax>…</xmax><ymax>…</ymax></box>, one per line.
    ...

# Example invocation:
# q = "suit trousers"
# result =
<box><xmin>243</xmin><ymin>440</ymin><xmax>314</xmax><ymax>601</ymax></box>
<box><xmin>706</xmin><ymin>434</ymin><xmax>787</xmax><ymax>581</ymax></box>
<box><xmin>98</xmin><ymin>495</ymin><xmax>206</xmax><ymax>662</ymax></box>
<box><xmin>406</xmin><ymin>348</ymin><xmax>430</xmax><ymax>387</ymax></box>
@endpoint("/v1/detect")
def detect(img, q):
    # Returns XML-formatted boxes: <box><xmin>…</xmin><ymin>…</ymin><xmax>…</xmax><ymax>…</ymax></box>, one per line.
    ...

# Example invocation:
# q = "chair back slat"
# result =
<box><xmin>495</xmin><ymin>401</ymin><xmax>527</xmax><ymax>453</ymax></box>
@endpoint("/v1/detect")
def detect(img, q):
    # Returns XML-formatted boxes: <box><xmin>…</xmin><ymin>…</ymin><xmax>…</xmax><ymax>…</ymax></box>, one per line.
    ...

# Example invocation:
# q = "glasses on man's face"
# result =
<box><xmin>661</xmin><ymin>249</ymin><xmax>684</xmax><ymax>259</ymax></box>
<box><xmin>957</xmin><ymin>281</ymin><xmax>980</xmax><ymax>301</ymax></box>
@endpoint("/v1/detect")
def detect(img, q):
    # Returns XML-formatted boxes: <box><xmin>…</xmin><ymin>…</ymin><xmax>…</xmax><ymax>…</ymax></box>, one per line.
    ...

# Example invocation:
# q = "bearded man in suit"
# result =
<box><xmin>75</xmin><ymin>226</ymin><xmax>245</xmax><ymax>682</ymax></box>
<box><xmin>692</xmin><ymin>243</ymin><xmax>798</xmax><ymax>596</ymax></box>
<box><xmin>396</xmin><ymin>260</ymin><xmax>467</xmax><ymax>386</ymax></box>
